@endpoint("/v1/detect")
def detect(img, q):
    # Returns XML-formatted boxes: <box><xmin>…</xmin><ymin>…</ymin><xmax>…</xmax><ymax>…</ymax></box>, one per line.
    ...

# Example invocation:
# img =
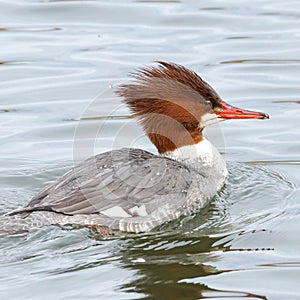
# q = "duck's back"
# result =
<box><xmin>2</xmin><ymin>148</ymin><xmax>199</xmax><ymax>234</ymax></box>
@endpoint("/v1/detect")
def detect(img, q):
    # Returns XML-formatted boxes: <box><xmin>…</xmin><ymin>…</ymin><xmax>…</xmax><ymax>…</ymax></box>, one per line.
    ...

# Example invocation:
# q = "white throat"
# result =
<box><xmin>162</xmin><ymin>138</ymin><xmax>227</xmax><ymax>180</ymax></box>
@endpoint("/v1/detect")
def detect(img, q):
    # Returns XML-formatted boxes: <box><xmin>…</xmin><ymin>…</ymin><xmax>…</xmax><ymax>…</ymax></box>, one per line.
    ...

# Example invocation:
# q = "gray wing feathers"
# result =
<box><xmin>15</xmin><ymin>148</ymin><xmax>192</xmax><ymax>221</ymax></box>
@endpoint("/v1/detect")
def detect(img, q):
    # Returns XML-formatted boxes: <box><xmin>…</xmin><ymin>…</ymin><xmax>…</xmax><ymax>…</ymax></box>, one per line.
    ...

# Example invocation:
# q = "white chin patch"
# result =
<box><xmin>200</xmin><ymin>113</ymin><xmax>220</xmax><ymax>127</ymax></box>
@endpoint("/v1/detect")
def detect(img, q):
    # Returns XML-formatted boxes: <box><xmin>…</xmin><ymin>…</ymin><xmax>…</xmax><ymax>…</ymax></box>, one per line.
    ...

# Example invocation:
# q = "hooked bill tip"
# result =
<box><xmin>260</xmin><ymin>112</ymin><xmax>269</xmax><ymax>119</ymax></box>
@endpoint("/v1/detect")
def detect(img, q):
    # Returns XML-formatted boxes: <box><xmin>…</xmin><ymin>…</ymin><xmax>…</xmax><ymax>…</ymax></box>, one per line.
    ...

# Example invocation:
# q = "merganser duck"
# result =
<box><xmin>0</xmin><ymin>62</ymin><xmax>268</xmax><ymax>235</ymax></box>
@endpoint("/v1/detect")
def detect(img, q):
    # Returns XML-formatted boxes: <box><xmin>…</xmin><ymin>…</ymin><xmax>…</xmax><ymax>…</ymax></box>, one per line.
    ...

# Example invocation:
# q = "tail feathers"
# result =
<box><xmin>0</xmin><ymin>211</ymin><xmax>110</xmax><ymax>236</ymax></box>
<box><xmin>0</xmin><ymin>211</ymin><xmax>57</xmax><ymax>236</ymax></box>
<box><xmin>0</xmin><ymin>215</ymin><xmax>32</xmax><ymax>236</ymax></box>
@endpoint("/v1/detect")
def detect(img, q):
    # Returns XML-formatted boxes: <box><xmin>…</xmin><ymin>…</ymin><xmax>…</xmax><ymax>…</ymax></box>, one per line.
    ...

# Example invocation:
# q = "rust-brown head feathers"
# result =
<box><xmin>115</xmin><ymin>62</ymin><xmax>222</xmax><ymax>153</ymax></box>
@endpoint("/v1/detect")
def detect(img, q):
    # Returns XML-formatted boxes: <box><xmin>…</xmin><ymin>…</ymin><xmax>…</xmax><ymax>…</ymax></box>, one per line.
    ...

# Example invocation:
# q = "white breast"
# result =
<box><xmin>163</xmin><ymin>138</ymin><xmax>228</xmax><ymax>189</ymax></box>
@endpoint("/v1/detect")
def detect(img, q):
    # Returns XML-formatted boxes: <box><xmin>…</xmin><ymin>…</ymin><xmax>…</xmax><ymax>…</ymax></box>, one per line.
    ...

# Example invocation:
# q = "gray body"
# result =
<box><xmin>0</xmin><ymin>142</ymin><xmax>227</xmax><ymax>236</ymax></box>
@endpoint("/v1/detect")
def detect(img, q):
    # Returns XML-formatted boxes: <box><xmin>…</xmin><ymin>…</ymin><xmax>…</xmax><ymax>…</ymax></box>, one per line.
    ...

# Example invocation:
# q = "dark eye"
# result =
<box><xmin>205</xmin><ymin>100</ymin><xmax>212</xmax><ymax>108</ymax></box>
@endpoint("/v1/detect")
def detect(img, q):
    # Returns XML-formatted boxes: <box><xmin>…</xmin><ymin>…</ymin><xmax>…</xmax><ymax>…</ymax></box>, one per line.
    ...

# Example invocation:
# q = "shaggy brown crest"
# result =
<box><xmin>115</xmin><ymin>61</ymin><xmax>222</xmax><ymax>154</ymax></box>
